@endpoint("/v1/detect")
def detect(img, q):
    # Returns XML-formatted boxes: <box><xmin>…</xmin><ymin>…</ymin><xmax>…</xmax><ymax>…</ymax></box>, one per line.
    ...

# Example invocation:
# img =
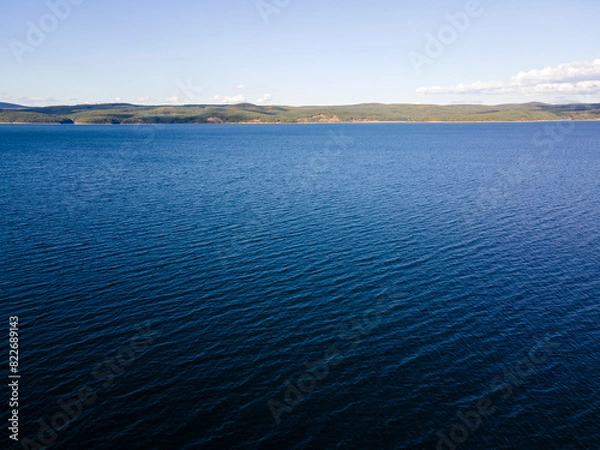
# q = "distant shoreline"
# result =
<box><xmin>1</xmin><ymin>101</ymin><xmax>599</xmax><ymax>125</ymax></box>
<box><xmin>2</xmin><ymin>119</ymin><xmax>600</xmax><ymax>125</ymax></box>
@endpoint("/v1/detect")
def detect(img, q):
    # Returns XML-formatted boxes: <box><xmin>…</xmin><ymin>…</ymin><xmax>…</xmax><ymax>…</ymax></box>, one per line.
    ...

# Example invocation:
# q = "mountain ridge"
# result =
<box><xmin>1</xmin><ymin>102</ymin><xmax>600</xmax><ymax>124</ymax></box>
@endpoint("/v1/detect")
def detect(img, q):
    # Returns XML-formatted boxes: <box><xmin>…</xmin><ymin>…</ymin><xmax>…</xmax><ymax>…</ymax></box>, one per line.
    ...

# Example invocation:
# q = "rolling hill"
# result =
<box><xmin>0</xmin><ymin>102</ymin><xmax>25</xmax><ymax>110</ymax></box>
<box><xmin>1</xmin><ymin>102</ymin><xmax>600</xmax><ymax>124</ymax></box>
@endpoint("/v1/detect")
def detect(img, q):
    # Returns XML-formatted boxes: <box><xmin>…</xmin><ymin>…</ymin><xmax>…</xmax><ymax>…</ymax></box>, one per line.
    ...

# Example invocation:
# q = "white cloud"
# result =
<box><xmin>256</xmin><ymin>93</ymin><xmax>273</xmax><ymax>104</ymax></box>
<box><xmin>1</xmin><ymin>94</ymin><xmax>59</xmax><ymax>106</ymax></box>
<box><xmin>416</xmin><ymin>59</ymin><xmax>600</xmax><ymax>100</ymax></box>
<box><xmin>512</xmin><ymin>59</ymin><xmax>600</xmax><ymax>85</ymax></box>
<box><xmin>164</xmin><ymin>96</ymin><xmax>180</xmax><ymax>103</ymax></box>
<box><xmin>234</xmin><ymin>84</ymin><xmax>246</xmax><ymax>89</ymax></box>
<box><xmin>213</xmin><ymin>95</ymin><xmax>246</xmax><ymax>104</ymax></box>
<box><xmin>136</xmin><ymin>96</ymin><xmax>154</xmax><ymax>103</ymax></box>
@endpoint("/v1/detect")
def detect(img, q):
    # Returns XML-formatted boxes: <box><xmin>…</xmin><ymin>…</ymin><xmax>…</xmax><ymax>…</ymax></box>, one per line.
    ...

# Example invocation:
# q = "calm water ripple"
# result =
<box><xmin>0</xmin><ymin>123</ymin><xmax>598</xmax><ymax>449</ymax></box>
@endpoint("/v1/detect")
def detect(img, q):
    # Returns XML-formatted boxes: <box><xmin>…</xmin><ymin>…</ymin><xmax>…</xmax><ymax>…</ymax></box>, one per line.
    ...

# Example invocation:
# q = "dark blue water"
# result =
<box><xmin>1</xmin><ymin>123</ymin><xmax>599</xmax><ymax>449</ymax></box>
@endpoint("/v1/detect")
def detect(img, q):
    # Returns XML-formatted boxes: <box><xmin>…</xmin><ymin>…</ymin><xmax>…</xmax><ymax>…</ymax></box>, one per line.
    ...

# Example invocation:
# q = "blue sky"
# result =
<box><xmin>1</xmin><ymin>0</ymin><xmax>599</xmax><ymax>106</ymax></box>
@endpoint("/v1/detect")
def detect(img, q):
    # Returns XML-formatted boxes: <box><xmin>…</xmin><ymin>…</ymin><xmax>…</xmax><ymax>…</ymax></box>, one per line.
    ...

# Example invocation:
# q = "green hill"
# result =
<box><xmin>1</xmin><ymin>102</ymin><xmax>600</xmax><ymax>124</ymax></box>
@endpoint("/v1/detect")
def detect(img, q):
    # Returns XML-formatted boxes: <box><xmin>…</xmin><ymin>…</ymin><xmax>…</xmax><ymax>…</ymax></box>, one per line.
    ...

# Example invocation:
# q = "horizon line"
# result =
<box><xmin>4</xmin><ymin>100</ymin><xmax>600</xmax><ymax>109</ymax></box>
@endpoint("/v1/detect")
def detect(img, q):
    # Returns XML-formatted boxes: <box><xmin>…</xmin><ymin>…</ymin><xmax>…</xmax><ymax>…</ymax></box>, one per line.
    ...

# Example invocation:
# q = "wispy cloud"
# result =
<box><xmin>136</xmin><ymin>96</ymin><xmax>158</xmax><ymax>103</ymax></box>
<box><xmin>1</xmin><ymin>94</ymin><xmax>60</xmax><ymax>106</ymax></box>
<box><xmin>416</xmin><ymin>59</ymin><xmax>600</xmax><ymax>100</ymax></box>
<box><xmin>235</xmin><ymin>84</ymin><xmax>246</xmax><ymax>89</ymax></box>
<box><xmin>256</xmin><ymin>93</ymin><xmax>273</xmax><ymax>105</ymax></box>
<box><xmin>213</xmin><ymin>95</ymin><xmax>247</xmax><ymax>104</ymax></box>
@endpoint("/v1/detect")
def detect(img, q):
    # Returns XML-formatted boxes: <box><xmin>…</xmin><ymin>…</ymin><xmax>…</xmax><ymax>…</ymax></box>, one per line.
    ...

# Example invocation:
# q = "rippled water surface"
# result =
<box><xmin>1</xmin><ymin>123</ymin><xmax>599</xmax><ymax>449</ymax></box>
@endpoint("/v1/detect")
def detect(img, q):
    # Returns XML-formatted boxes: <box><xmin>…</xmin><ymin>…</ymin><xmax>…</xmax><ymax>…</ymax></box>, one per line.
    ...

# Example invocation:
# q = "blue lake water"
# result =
<box><xmin>1</xmin><ymin>123</ymin><xmax>599</xmax><ymax>449</ymax></box>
